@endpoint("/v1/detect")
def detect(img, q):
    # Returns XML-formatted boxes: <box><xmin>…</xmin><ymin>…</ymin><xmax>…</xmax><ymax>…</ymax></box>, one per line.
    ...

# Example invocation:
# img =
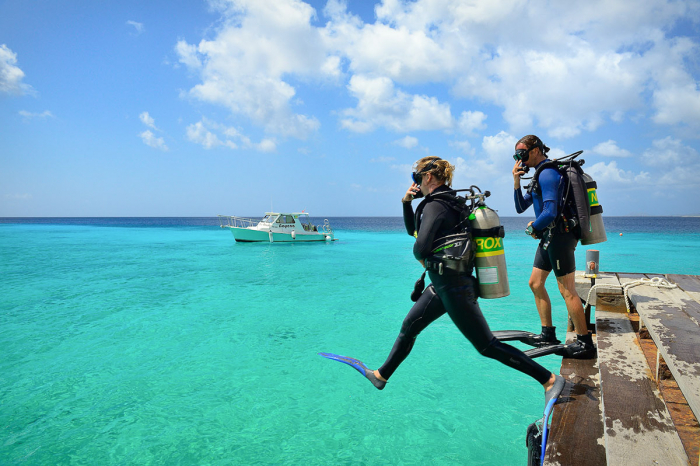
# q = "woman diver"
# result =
<box><xmin>320</xmin><ymin>156</ymin><xmax>565</xmax><ymax>407</ymax></box>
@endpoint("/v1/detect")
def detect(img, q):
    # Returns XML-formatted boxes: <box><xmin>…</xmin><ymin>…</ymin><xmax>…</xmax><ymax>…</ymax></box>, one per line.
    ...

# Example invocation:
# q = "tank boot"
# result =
<box><xmin>566</xmin><ymin>333</ymin><xmax>597</xmax><ymax>359</ymax></box>
<box><xmin>531</xmin><ymin>326</ymin><xmax>561</xmax><ymax>347</ymax></box>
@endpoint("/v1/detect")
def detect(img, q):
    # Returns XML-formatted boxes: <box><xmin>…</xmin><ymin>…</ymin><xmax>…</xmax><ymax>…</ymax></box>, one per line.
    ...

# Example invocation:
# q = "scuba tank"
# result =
<box><xmin>468</xmin><ymin>187</ymin><xmax>509</xmax><ymax>299</ymax></box>
<box><xmin>529</xmin><ymin>151</ymin><xmax>607</xmax><ymax>246</ymax></box>
<box><xmin>414</xmin><ymin>186</ymin><xmax>509</xmax><ymax>299</ymax></box>
<box><xmin>580</xmin><ymin>173</ymin><xmax>607</xmax><ymax>245</ymax></box>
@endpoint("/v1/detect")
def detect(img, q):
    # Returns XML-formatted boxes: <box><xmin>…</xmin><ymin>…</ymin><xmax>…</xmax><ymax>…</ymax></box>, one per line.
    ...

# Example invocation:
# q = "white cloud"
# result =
<box><xmin>449</xmin><ymin>140</ymin><xmax>474</xmax><ymax>156</ymax></box>
<box><xmin>591</xmin><ymin>140</ymin><xmax>633</xmax><ymax>158</ymax></box>
<box><xmin>585</xmin><ymin>137</ymin><xmax>700</xmax><ymax>195</ymax></box>
<box><xmin>326</xmin><ymin>0</ymin><xmax>700</xmax><ymax>138</ymax></box>
<box><xmin>186</xmin><ymin>118</ymin><xmax>276</xmax><ymax>152</ymax></box>
<box><xmin>328</xmin><ymin>15</ymin><xmax>457</xmax><ymax>84</ymax></box>
<box><xmin>175</xmin><ymin>41</ymin><xmax>201</xmax><ymax>69</ymax></box>
<box><xmin>140</xmin><ymin>130</ymin><xmax>169</xmax><ymax>151</ymax></box>
<box><xmin>341</xmin><ymin>74</ymin><xmax>452</xmax><ymax>133</ymax></box>
<box><xmin>481</xmin><ymin>131</ymin><xmax>518</xmax><ymax>165</ymax></box>
<box><xmin>126</xmin><ymin>20</ymin><xmax>144</xmax><ymax>35</ymax></box>
<box><xmin>653</xmin><ymin>83</ymin><xmax>700</xmax><ymax>128</ymax></box>
<box><xmin>139</xmin><ymin>111</ymin><xmax>157</xmax><ymax>129</ymax></box>
<box><xmin>19</xmin><ymin>110</ymin><xmax>54</xmax><ymax>119</ymax></box>
<box><xmin>0</xmin><ymin>44</ymin><xmax>31</xmax><ymax>95</ymax></box>
<box><xmin>586</xmin><ymin>161</ymin><xmax>650</xmax><ymax>185</ymax></box>
<box><xmin>443</xmin><ymin>131</ymin><xmax>518</xmax><ymax>192</ymax></box>
<box><xmin>641</xmin><ymin>136</ymin><xmax>699</xmax><ymax>167</ymax></box>
<box><xmin>186</xmin><ymin>121</ymin><xmax>225</xmax><ymax>149</ymax></box>
<box><xmin>457</xmin><ymin>111</ymin><xmax>487</xmax><ymax>136</ymax></box>
<box><xmin>394</xmin><ymin>135</ymin><xmax>418</xmax><ymax>149</ymax></box>
<box><xmin>177</xmin><ymin>0</ymin><xmax>700</xmax><ymax>141</ymax></box>
<box><xmin>256</xmin><ymin>138</ymin><xmax>277</xmax><ymax>152</ymax></box>
<box><xmin>175</xmin><ymin>0</ymin><xmax>325</xmax><ymax>139</ymax></box>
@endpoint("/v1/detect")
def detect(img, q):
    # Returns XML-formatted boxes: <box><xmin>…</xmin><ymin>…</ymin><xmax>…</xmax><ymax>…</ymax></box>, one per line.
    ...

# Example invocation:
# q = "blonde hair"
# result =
<box><xmin>415</xmin><ymin>156</ymin><xmax>455</xmax><ymax>187</ymax></box>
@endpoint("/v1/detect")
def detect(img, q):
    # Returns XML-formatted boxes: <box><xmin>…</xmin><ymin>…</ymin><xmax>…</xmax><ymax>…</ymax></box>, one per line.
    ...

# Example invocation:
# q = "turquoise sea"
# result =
<box><xmin>2</xmin><ymin>216</ymin><xmax>700</xmax><ymax>465</ymax></box>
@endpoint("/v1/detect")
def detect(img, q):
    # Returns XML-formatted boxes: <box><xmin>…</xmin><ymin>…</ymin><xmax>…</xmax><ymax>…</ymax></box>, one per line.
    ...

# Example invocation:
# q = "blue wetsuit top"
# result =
<box><xmin>514</xmin><ymin>159</ymin><xmax>563</xmax><ymax>233</ymax></box>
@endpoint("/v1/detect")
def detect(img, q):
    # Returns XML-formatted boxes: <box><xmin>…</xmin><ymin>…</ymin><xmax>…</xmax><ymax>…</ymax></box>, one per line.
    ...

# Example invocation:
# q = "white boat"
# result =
<box><xmin>218</xmin><ymin>212</ymin><xmax>335</xmax><ymax>242</ymax></box>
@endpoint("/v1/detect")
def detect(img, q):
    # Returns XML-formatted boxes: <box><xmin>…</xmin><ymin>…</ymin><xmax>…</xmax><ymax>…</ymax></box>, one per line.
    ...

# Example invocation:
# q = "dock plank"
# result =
<box><xmin>544</xmin><ymin>333</ymin><xmax>606</xmax><ymax>466</ymax></box>
<box><xmin>625</xmin><ymin>282</ymin><xmax>700</xmax><ymax>421</ymax></box>
<box><xmin>667</xmin><ymin>274</ymin><xmax>700</xmax><ymax>307</ymax></box>
<box><xmin>616</xmin><ymin>272</ymin><xmax>648</xmax><ymax>283</ymax></box>
<box><xmin>596</xmin><ymin>310</ymin><xmax>689</xmax><ymax>465</ymax></box>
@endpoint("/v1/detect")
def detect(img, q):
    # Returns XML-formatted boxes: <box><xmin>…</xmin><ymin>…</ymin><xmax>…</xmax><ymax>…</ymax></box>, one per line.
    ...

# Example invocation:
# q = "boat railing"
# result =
<box><xmin>218</xmin><ymin>215</ymin><xmax>259</xmax><ymax>229</ymax></box>
<box><xmin>322</xmin><ymin>219</ymin><xmax>333</xmax><ymax>235</ymax></box>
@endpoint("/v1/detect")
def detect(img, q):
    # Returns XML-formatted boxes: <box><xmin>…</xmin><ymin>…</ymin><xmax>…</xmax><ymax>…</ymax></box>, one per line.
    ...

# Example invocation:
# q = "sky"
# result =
<box><xmin>1</xmin><ymin>0</ymin><xmax>700</xmax><ymax>217</ymax></box>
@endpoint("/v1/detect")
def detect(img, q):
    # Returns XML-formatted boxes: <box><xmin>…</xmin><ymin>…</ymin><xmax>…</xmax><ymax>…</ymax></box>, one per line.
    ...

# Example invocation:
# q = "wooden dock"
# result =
<box><xmin>543</xmin><ymin>271</ymin><xmax>700</xmax><ymax>466</ymax></box>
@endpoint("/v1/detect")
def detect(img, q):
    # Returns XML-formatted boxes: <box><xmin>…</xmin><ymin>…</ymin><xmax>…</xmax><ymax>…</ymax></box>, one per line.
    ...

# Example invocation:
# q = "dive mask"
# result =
<box><xmin>513</xmin><ymin>148</ymin><xmax>532</xmax><ymax>163</ymax></box>
<box><xmin>411</xmin><ymin>158</ymin><xmax>440</xmax><ymax>186</ymax></box>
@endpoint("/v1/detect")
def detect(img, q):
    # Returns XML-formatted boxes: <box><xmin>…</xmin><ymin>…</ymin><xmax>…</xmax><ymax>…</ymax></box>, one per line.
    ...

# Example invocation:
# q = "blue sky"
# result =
<box><xmin>2</xmin><ymin>0</ymin><xmax>700</xmax><ymax>217</ymax></box>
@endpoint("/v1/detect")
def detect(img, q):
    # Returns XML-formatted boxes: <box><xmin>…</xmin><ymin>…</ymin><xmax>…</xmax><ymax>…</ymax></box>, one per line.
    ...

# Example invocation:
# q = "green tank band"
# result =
<box><xmin>588</xmin><ymin>188</ymin><xmax>599</xmax><ymax>207</ymax></box>
<box><xmin>475</xmin><ymin>237</ymin><xmax>504</xmax><ymax>257</ymax></box>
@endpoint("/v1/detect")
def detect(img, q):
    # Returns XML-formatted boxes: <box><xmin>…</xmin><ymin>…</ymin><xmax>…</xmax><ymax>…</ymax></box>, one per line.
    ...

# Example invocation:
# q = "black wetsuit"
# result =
<box><xmin>378</xmin><ymin>185</ymin><xmax>551</xmax><ymax>384</ymax></box>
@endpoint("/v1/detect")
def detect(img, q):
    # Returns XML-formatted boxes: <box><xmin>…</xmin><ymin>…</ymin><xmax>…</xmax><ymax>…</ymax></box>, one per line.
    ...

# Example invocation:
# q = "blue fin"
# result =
<box><xmin>318</xmin><ymin>352</ymin><xmax>368</xmax><ymax>376</ymax></box>
<box><xmin>540</xmin><ymin>375</ymin><xmax>567</xmax><ymax>465</ymax></box>
<box><xmin>540</xmin><ymin>398</ymin><xmax>557</xmax><ymax>464</ymax></box>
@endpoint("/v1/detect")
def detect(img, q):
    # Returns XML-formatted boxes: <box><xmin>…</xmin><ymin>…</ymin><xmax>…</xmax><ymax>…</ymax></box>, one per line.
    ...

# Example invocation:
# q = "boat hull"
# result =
<box><xmin>229</xmin><ymin>227</ymin><xmax>331</xmax><ymax>242</ymax></box>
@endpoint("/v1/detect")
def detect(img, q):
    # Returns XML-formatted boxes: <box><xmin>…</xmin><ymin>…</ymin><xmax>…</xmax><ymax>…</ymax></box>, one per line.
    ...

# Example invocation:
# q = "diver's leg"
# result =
<box><xmin>548</xmin><ymin>232</ymin><xmax>585</xmax><ymax>335</ymax></box>
<box><xmin>433</xmin><ymin>274</ymin><xmax>552</xmax><ymax>385</ymax></box>
<box><xmin>530</xmin><ymin>245</ymin><xmax>553</xmax><ymax>327</ymax></box>
<box><xmin>529</xmin><ymin>240</ymin><xmax>561</xmax><ymax>345</ymax></box>
<box><xmin>555</xmin><ymin>272</ymin><xmax>596</xmax><ymax>358</ymax></box>
<box><xmin>546</xmin><ymin>232</ymin><xmax>596</xmax><ymax>358</ymax></box>
<box><xmin>556</xmin><ymin>272</ymin><xmax>587</xmax><ymax>335</ymax></box>
<box><xmin>377</xmin><ymin>284</ymin><xmax>447</xmax><ymax>380</ymax></box>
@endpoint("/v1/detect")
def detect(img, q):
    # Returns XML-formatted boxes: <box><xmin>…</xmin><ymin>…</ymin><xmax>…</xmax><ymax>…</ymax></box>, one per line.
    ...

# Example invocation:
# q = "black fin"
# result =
<box><xmin>524</xmin><ymin>344</ymin><xmax>568</xmax><ymax>359</ymax></box>
<box><xmin>493</xmin><ymin>330</ymin><xmax>541</xmax><ymax>347</ymax></box>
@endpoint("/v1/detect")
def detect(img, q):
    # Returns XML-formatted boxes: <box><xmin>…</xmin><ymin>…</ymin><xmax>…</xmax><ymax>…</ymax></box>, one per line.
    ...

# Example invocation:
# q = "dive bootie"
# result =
<box><xmin>544</xmin><ymin>375</ymin><xmax>566</xmax><ymax>410</ymax></box>
<box><xmin>531</xmin><ymin>326</ymin><xmax>561</xmax><ymax>347</ymax></box>
<box><xmin>565</xmin><ymin>333</ymin><xmax>597</xmax><ymax>359</ymax></box>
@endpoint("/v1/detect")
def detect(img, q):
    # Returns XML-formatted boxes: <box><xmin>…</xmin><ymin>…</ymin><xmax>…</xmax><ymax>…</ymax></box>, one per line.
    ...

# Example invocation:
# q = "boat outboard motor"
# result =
<box><xmin>469</xmin><ymin>187</ymin><xmax>509</xmax><ymax>299</ymax></box>
<box><xmin>580</xmin><ymin>172</ymin><xmax>607</xmax><ymax>245</ymax></box>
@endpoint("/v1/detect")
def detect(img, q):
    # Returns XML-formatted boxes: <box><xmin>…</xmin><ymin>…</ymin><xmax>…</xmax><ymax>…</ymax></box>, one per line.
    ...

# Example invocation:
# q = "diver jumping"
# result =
<box><xmin>320</xmin><ymin>156</ymin><xmax>567</xmax><ymax>409</ymax></box>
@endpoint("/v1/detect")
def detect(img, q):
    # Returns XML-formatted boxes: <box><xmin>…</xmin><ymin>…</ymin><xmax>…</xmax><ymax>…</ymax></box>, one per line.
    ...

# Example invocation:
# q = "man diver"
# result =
<box><xmin>512</xmin><ymin>135</ymin><xmax>596</xmax><ymax>359</ymax></box>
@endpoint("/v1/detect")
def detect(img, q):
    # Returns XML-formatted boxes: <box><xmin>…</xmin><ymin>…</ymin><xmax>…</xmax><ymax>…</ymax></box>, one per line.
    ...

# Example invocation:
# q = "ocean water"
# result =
<box><xmin>2</xmin><ymin>216</ymin><xmax>699</xmax><ymax>465</ymax></box>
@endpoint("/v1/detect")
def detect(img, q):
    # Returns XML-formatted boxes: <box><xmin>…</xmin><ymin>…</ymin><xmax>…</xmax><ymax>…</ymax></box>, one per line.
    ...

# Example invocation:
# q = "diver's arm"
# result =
<box><xmin>514</xmin><ymin>188</ymin><xmax>532</xmax><ymax>214</ymax></box>
<box><xmin>413</xmin><ymin>202</ymin><xmax>446</xmax><ymax>260</ymax></box>
<box><xmin>513</xmin><ymin>159</ymin><xmax>532</xmax><ymax>214</ymax></box>
<box><xmin>403</xmin><ymin>202</ymin><xmax>416</xmax><ymax>236</ymax></box>
<box><xmin>532</xmin><ymin>200</ymin><xmax>557</xmax><ymax>232</ymax></box>
<box><xmin>531</xmin><ymin>168</ymin><xmax>562</xmax><ymax>232</ymax></box>
<box><xmin>402</xmin><ymin>183</ymin><xmax>421</xmax><ymax>236</ymax></box>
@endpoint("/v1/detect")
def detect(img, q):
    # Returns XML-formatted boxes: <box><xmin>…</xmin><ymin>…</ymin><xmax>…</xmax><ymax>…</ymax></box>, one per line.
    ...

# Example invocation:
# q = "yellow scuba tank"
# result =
<box><xmin>580</xmin><ymin>173</ymin><xmax>607</xmax><ymax>245</ymax></box>
<box><xmin>469</xmin><ymin>195</ymin><xmax>509</xmax><ymax>299</ymax></box>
